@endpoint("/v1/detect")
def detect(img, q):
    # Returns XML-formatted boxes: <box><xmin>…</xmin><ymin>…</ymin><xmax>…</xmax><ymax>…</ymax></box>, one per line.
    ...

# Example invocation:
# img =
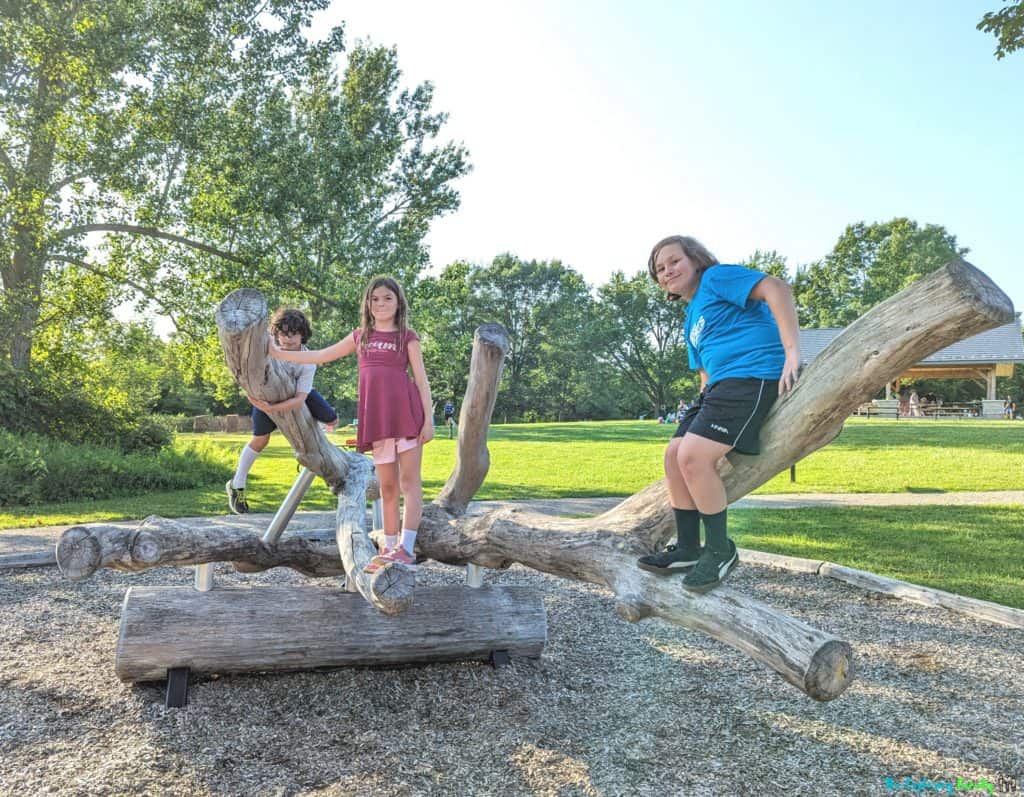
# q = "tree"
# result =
<box><xmin>978</xmin><ymin>1</ymin><xmax>1024</xmax><ymax>59</ymax></box>
<box><xmin>0</xmin><ymin>2</ymin><xmax>468</xmax><ymax>371</ymax></box>
<box><xmin>793</xmin><ymin>219</ymin><xmax>967</xmax><ymax>327</ymax></box>
<box><xmin>412</xmin><ymin>262</ymin><xmax>478</xmax><ymax>414</ymax></box>
<box><xmin>741</xmin><ymin>249</ymin><xmax>790</xmax><ymax>279</ymax></box>
<box><xmin>593</xmin><ymin>271</ymin><xmax>692</xmax><ymax>418</ymax></box>
<box><xmin>468</xmin><ymin>255</ymin><xmax>592</xmax><ymax>421</ymax></box>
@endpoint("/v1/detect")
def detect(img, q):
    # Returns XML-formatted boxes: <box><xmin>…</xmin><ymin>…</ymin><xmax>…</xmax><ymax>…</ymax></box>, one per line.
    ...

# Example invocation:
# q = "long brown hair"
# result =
<box><xmin>647</xmin><ymin>235</ymin><xmax>719</xmax><ymax>300</ymax></box>
<box><xmin>359</xmin><ymin>275</ymin><xmax>411</xmax><ymax>353</ymax></box>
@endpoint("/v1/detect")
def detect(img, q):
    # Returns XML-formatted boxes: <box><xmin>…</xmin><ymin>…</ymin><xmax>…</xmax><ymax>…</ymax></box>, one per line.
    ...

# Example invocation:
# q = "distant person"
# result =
<box><xmin>636</xmin><ymin>234</ymin><xmax>800</xmax><ymax>593</ymax></box>
<box><xmin>443</xmin><ymin>398</ymin><xmax>457</xmax><ymax>438</ymax></box>
<box><xmin>909</xmin><ymin>390</ymin><xmax>921</xmax><ymax>418</ymax></box>
<box><xmin>227</xmin><ymin>308</ymin><xmax>338</xmax><ymax>515</ymax></box>
<box><xmin>1005</xmin><ymin>396</ymin><xmax>1015</xmax><ymax>420</ymax></box>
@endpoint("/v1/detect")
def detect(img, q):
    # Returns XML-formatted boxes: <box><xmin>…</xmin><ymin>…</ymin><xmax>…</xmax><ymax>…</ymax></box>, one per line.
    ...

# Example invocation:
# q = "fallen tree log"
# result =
<box><xmin>58</xmin><ymin>259</ymin><xmax>1015</xmax><ymax>702</ymax></box>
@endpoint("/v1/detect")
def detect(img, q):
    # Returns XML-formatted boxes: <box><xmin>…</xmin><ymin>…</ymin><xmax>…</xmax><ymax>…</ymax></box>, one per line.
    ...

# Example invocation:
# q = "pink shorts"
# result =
<box><xmin>371</xmin><ymin>437</ymin><xmax>419</xmax><ymax>465</ymax></box>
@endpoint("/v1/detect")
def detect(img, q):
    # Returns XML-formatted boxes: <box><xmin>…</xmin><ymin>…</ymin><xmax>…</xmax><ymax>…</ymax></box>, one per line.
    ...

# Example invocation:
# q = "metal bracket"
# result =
<box><xmin>194</xmin><ymin>563</ymin><xmax>214</xmax><ymax>592</ymax></box>
<box><xmin>489</xmin><ymin>649</ymin><xmax>511</xmax><ymax>668</ymax></box>
<box><xmin>466</xmin><ymin>563</ymin><xmax>484</xmax><ymax>588</ymax></box>
<box><xmin>264</xmin><ymin>467</ymin><xmax>317</xmax><ymax>544</ymax></box>
<box><xmin>165</xmin><ymin>667</ymin><xmax>190</xmax><ymax>708</ymax></box>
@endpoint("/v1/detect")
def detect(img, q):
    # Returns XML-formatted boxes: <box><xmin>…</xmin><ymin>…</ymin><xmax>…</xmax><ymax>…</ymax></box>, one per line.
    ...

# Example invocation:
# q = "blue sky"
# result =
<box><xmin>316</xmin><ymin>1</ymin><xmax>1024</xmax><ymax>313</ymax></box>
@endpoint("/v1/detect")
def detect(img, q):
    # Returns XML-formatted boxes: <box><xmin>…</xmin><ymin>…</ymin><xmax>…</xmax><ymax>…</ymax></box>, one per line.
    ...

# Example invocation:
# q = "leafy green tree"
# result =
<box><xmin>592</xmin><ymin>271</ymin><xmax>692</xmax><ymax>418</ymax></box>
<box><xmin>978</xmin><ymin>1</ymin><xmax>1024</xmax><ymax>59</ymax></box>
<box><xmin>412</xmin><ymin>262</ymin><xmax>478</xmax><ymax>415</ymax></box>
<box><xmin>468</xmin><ymin>255</ymin><xmax>593</xmax><ymax>421</ymax></box>
<box><xmin>0</xmin><ymin>1</ymin><xmax>468</xmax><ymax>373</ymax></box>
<box><xmin>741</xmin><ymin>249</ymin><xmax>790</xmax><ymax>279</ymax></box>
<box><xmin>793</xmin><ymin>219</ymin><xmax>966</xmax><ymax>327</ymax></box>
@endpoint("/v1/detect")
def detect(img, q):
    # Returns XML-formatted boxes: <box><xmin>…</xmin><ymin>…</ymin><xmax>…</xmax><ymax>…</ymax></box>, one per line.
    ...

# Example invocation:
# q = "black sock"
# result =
<box><xmin>700</xmin><ymin>509</ymin><xmax>730</xmax><ymax>555</ymax></box>
<box><xmin>673</xmin><ymin>508</ymin><xmax>701</xmax><ymax>554</ymax></box>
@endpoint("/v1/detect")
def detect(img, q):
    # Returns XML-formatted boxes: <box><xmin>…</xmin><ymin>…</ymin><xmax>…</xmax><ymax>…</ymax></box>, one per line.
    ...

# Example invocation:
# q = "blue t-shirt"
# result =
<box><xmin>684</xmin><ymin>265</ymin><xmax>785</xmax><ymax>386</ymax></box>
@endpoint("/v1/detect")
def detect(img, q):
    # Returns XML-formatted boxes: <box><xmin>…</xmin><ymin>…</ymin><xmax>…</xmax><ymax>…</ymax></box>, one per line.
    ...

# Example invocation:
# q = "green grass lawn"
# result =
<box><xmin>2</xmin><ymin>418</ymin><xmax>1022</xmax><ymax>529</ymax></box>
<box><xmin>731</xmin><ymin>505</ymin><xmax>1024</xmax><ymax>609</ymax></box>
<box><xmin>2</xmin><ymin>418</ymin><xmax>1022</xmax><ymax>607</ymax></box>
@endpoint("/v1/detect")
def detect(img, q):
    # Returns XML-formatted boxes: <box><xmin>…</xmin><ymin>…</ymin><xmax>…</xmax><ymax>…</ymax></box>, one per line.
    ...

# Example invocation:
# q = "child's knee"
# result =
<box><xmin>249</xmin><ymin>436</ymin><xmax>270</xmax><ymax>452</ymax></box>
<box><xmin>399</xmin><ymin>473</ymin><xmax>422</xmax><ymax>498</ymax></box>
<box><xmin>676</xmin><ymin>446</ymin><xmax>714</xmax><ymax>479</ymax></box>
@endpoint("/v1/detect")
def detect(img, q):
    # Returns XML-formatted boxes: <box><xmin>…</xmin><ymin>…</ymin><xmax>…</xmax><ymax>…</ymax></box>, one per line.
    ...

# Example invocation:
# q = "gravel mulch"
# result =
<box><xmin>1</xmin><ymin>552</ymin><xmax>1022</xmax><ymax>796</ymax></box>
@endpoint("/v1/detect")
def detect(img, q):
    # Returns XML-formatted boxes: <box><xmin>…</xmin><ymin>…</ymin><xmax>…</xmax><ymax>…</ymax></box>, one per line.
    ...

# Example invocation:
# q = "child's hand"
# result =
<box><xmin>779</xmin><ymin>351</ymin><xmax>801</xmax><ymax>394</ymax></box>
<box><xmin>419</xmin><ymin>421</ymin><xmax>434</xmax><ymax>444</ymax></box>
<box><xmin>266</xmin><ymin>332</ymin><xmax>282</xmax><ymax>359</ymax></box>
<box><xmin>248</xmin><ymin>395</ymin><xmax>272</xmax><ymax>413</ymax></box>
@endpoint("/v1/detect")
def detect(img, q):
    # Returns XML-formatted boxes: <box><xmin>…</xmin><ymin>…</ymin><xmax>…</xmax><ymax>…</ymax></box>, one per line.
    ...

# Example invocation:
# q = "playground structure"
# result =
<box><xmin>56</xmin><ymin>259</ymin><xmax>1015</xmax><ymax>706</ymax></box>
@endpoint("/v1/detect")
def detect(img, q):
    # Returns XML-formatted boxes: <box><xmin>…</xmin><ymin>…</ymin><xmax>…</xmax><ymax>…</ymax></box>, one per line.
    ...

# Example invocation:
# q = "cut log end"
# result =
<box><xmin>804</xmin><ymin>639</ymin><xmax>855</xmax><ymax>702</ymax></box>
<box><xmin>948</xmin><ymin>258</ymin><xmax>1015</xmax><ymax>324</ymax></box>
<box><xmin>369</xmin><ymin>564</ymin><xmax>416</xmax><ymax>616</ymax></box>
<box><xmin>56</xmin><ymin>527</ymin><xmax>100</xmax><ymax>581</ymax></box>
<box><xmin>215</xmin><ymin>288</ymin><xmax>268</xmax><ymax>333</ymax></box>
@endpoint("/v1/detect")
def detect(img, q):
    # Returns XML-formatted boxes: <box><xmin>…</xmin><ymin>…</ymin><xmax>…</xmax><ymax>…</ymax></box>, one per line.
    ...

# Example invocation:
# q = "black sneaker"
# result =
<box><xmin>682</xmin><ymin>540</ymin><xmax>738</xmax><ymax>593</ymax></box>
<box><xmin>637</xmin><ymin>544</ymin><xmax>702</xmax><ymax>575</ymax></box>
<box><xmin>226</xmin><ymin>481</ymin><xmax>249</xmax><ymax>514</ymax></box>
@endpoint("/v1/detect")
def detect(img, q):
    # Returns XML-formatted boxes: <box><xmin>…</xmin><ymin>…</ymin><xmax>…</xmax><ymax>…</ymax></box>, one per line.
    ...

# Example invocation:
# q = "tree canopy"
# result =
<box><xmin>0</xmin><ymin>1</ymin><xmax>469</xmax><ymax>370</ymax></box>
<box><xmin>978</xmin><ymin>1</ymin><xmax>1024</xmax><ymax>59</ymax></box>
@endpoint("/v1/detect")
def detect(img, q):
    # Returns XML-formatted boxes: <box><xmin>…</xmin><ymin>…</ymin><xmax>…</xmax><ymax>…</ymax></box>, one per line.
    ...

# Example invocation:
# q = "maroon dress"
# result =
<box><xmin>353</xmin><ymin>328</ymin><xmax>425</xmax><ymax>452</ymax></box>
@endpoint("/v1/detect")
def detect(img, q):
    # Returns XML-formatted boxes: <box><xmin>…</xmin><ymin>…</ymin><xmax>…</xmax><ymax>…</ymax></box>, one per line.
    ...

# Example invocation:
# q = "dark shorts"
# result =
<box><xmin>252</xmin><ymin>389</ymin><xmax>337</xmax><ymax>436</ymax></box>
<box><xmin>673</xmin><ymin>378</ymin><xmax>778</xmax><ymax>455</ymax></box>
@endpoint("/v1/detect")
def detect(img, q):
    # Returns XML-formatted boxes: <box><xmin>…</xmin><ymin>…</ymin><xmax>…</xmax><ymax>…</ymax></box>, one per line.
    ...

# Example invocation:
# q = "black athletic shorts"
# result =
<box><xmin>673</xmin><ymin>378</ymin><xmax>778</xmax><ymax>455</ymax></box>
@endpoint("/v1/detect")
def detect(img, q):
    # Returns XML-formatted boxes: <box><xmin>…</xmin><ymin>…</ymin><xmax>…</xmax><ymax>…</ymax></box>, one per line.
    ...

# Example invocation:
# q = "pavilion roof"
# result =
<box><xmin>800</xmin><ymin>316</ymin><xmax>1024</xmax><ymax>366</ymax></box>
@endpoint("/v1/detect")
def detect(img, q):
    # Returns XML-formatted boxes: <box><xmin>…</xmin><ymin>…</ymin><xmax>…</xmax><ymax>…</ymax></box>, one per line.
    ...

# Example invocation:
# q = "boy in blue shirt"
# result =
<box><xmin>637</xmin><ymin>235</ymin><xmax>801</xmax><ymax>592</ymax></box>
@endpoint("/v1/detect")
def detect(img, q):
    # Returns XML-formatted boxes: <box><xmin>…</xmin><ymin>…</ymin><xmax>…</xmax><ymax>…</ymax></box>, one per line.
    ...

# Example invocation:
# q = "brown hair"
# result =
<box><xmin>647</xmin><ymin>235</ymin><xmax>719</xmax><ymax>300</ymax></box>
<box><xmin>270</xmin><ymin>307</ymin><xmax>312</xmax><ymax>344</ymax></box>
<box><xmin>359</xmin><ymin>276</ymin><xmax>411</xmax><ymax>352</ymax></box>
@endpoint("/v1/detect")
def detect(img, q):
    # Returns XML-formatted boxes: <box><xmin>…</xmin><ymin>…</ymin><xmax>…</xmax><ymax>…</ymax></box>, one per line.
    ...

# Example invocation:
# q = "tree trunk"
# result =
<box><xmin>58</xmin><ymin>259</ymin><xmax>1015</xmax><ymax>702</ymax></box>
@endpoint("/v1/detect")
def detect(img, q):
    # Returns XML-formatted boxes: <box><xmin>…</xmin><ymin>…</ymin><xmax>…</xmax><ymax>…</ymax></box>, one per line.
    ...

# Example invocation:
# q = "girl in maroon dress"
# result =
<box><xmin>269</xmin><ymin>276</ymin><xmax>434</xmax><ymax>571</ymax></box>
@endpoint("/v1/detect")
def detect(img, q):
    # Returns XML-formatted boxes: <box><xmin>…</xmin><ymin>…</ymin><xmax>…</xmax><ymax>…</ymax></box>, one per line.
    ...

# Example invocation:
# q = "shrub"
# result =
<box><xmin>0</xmin><ymin>430</ymin><xmax>233</xmax><ymax>506</ymax></box>
<box><xmin>0</xmin><ymin>430</ymin><xmax>50</xmax><ymax>505</ymax></box>
<box><xmin>0</xmin><ymin>363</ymin><xmax>171</xmax><ymax>452</ymax></box>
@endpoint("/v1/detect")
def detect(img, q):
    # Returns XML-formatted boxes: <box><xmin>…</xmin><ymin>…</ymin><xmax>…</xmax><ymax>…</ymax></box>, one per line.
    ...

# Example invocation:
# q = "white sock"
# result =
<box><xmin>232</xmin><ymin>444</ymin><xmax>260</xmax><ymax>489</ymax></box>
<box><xmin>384</xmin><ymin>534</ymin><xmax>399</xmax><ymax>551</ymax></box>
<box><xmin>400</xmin><ymin>528</ymin><xmax>418</xmax><ymax>555</ymax></box>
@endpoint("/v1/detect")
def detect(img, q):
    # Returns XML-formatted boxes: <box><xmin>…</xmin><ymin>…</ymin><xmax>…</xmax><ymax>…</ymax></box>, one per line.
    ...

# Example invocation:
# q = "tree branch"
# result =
<box><xmin>55</xmin><ymin>223</ymin><xmax>248</xmax><ymax>264</ymax></box>
<box><xmin>49</xmin><ymin>255</ymin><xmax>186</xmax><ymax>331</ymax></box>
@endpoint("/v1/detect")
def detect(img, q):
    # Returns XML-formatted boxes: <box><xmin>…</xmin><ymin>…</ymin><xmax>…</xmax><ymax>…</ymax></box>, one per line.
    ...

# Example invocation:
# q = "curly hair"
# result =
<box><xmin>269</xmin><ymin>308</ymin><xmax>312</xmax><ymax>344</ymax></box>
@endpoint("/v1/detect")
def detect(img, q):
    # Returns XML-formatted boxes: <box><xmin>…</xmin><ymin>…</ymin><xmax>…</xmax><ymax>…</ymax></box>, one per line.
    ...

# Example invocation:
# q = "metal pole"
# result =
<box><xmin>194</xmin><ymin>563</ymin><xmax>214</xmax><ymax>592</ymax></box>
<box><xmin>371</xmin><ymin>497</ymin><xmax>384</xmax><ymax>531</ymax></box>
<box><xmin>466</xmin><ymin>563</ymin><xmax>484</xmax><ymax>588</ymax></box>
<box><xmin>263</xmin><ymin>467</ymin><xmax>317</xmax><ymax>544</ymax></box>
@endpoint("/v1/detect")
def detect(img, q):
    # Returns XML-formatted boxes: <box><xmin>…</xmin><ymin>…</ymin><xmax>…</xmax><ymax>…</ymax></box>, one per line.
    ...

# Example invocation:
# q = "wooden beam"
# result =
<box><xmin>115</xmin><ymin>585</ymin><xmax>547</xmax><ymax>682</ymax></box>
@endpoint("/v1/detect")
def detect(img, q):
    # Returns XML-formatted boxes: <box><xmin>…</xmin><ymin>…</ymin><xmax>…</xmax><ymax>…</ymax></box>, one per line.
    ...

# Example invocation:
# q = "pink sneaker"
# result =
<box><xmin>382</xmin><ymin>546</ymin><xmax>418</xmax><ymax>570</ymax></box>
<box><xmin>363</xmin><ymin>547</ymin><xmax>393</xmax><ymax>574</ymax></box>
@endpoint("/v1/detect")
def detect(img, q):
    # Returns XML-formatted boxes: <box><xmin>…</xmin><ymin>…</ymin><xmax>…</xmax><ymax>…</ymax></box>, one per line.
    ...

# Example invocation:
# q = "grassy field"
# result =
<box><xmin>1</xmin><ymin>417</ymin><xmax>1022</xmax><ymax>528</ymax></box>
<box><xmin>730</xmin><ymin>505</ymin><xmax>1024</xmax><ymax>608</ymax></box>
<box><xmin>2</xmin><ymin>418</ymin><xmax>1022</xmax><ymax>606</ymax></box>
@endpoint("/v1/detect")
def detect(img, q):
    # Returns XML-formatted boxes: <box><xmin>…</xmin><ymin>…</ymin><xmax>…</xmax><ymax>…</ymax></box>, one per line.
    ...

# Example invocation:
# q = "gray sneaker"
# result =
<box><xmin>637</xmin><ymin>544</ymin><xmax>702</xmax><ymax>575</ymax></box>
<box><xmin>682</xmin><ymin>540</ymin><xmax>738</xmax><ymax>593</ymax></box>
<box><xmin>226</xmin><ymin>481</ymin><xmax>249</xmax><ymax>514</ymax></box>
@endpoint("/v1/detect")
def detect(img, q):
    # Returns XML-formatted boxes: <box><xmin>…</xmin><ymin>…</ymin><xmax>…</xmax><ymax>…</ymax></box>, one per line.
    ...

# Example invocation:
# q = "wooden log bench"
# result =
<box><xmin>116</xmin><ymin>583</ymin><xmax>547</xmax><ymax>704</ymax></box>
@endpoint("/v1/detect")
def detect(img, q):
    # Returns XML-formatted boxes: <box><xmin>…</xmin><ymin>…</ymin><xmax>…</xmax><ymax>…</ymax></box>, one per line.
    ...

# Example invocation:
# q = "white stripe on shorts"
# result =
<box><xmin>730</xmin><ymin>379</ymin><xmax>767</xmax><ymax>448</ymax></box>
